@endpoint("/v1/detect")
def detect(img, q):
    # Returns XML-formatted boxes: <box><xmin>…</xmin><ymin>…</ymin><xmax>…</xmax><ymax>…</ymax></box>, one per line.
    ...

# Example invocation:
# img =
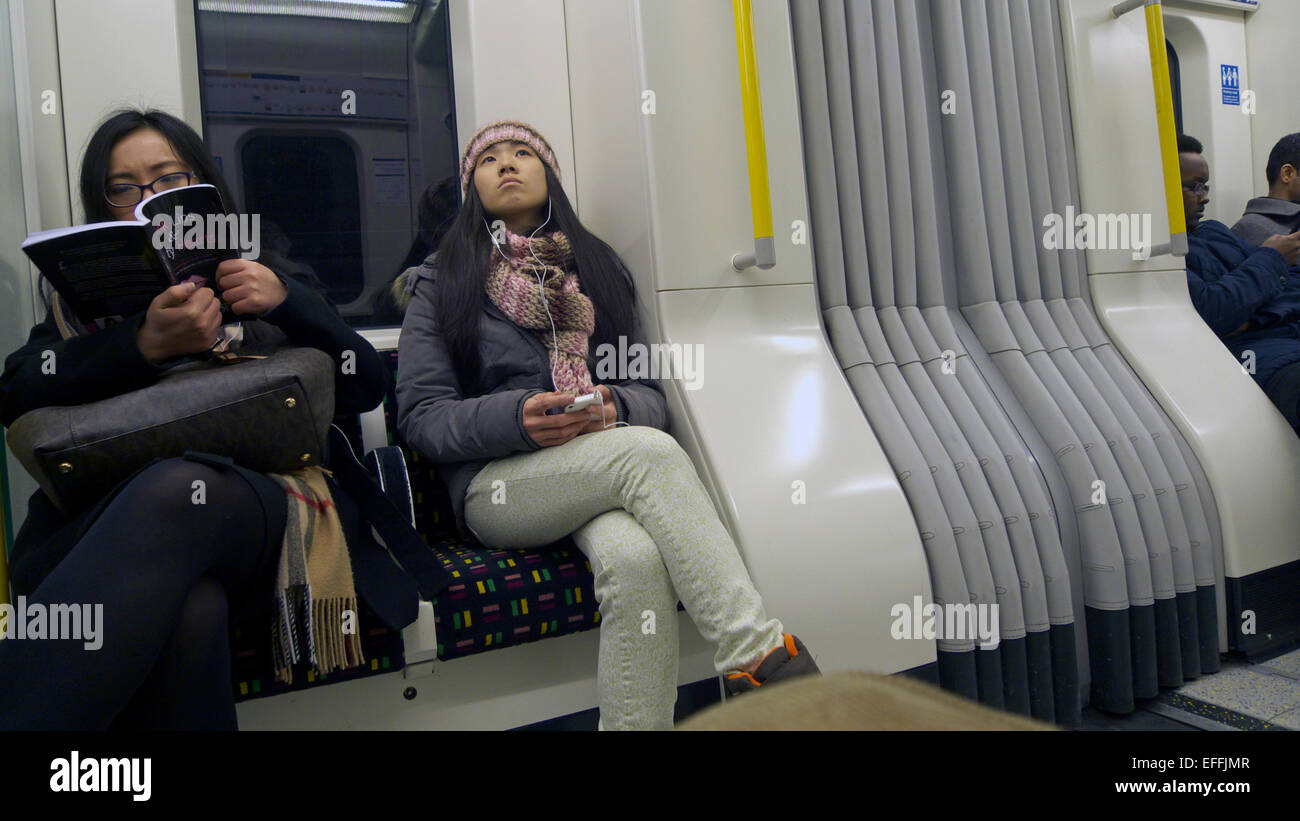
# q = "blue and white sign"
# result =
<box><xmin>1221</xmin><ymin>64</ymin><xmax>1240</xmax><ymax>106</ymax></box>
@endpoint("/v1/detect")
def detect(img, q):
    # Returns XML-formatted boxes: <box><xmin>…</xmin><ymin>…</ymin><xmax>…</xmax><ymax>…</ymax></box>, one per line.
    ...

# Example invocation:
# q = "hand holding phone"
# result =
<box><xmin>524</xmin><ymin>392</ymin><xmax>595</xmax><ymax>447</ymax></box>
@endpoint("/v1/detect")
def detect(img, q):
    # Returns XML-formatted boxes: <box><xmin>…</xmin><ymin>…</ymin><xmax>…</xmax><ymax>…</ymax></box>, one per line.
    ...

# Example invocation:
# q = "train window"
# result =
<box><xmin>194</xmin><ymin>0</ymin><xmax>460</xmax><ymax>328</ymax></box>
<box><xmin>241</xmin><ymin>134</ymin><xmax>364</xmax><ymax>306</ymax></box>
<box><xmin>1166</xmin><ymin>40</ymin><xmax>1183</xmax><ymax>136</ymax></box>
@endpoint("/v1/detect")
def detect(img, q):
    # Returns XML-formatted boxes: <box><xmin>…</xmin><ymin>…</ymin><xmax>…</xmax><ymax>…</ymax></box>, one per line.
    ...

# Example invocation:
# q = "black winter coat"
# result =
<box><xmin>0</xmin><ymin>266</ymin><xmax>390</xmax><ymax>597</ymax></box>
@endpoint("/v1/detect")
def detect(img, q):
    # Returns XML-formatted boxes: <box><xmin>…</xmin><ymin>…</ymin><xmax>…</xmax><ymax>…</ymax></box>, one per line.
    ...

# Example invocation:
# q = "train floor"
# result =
<box><xmin>1083</xmin><ymin>645</ymin><xmax>1300</xmax><ymax>731</ymax></box>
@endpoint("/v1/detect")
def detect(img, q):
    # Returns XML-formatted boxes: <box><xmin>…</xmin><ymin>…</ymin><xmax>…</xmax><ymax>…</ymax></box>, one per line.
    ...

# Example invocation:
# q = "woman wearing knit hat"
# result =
<box><xmin>395</xmin><ymin>120</ymin><xmax>819</xmax><ymax>729</ymax></box>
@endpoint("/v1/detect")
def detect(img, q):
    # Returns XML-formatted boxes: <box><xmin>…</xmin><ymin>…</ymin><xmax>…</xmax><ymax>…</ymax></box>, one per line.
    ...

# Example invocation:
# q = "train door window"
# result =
<box><xmin>241</xmin><ymin>134</ymin><xmax>363</xmax><ymax>306</ymax></box>
<box><xmin>1167</xmin><ymin>40</ymin><xmax>1184</xmax><ymax>136</ymax></box>
<box><xmin>194</xmin><ymin>0</ymin><xmax>460</xmax><ymax>327</ymax></box>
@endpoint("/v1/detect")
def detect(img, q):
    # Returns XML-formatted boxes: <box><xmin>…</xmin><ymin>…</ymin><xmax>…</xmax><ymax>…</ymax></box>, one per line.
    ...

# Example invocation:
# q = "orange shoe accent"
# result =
<box><xmin>738</xmin><ymin>635</ymin><xmax>797</xmax><ymax>678</ymax></box>
<box><xmin>726</xmin><ymin>671</ymin><xmax>761</xmax><ymax>688</ymax></box>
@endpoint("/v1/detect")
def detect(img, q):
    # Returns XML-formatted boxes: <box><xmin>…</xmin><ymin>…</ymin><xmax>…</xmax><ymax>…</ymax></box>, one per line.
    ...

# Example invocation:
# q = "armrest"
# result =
<box><xmin>365</xmin><ymin>445</ymin><xmax>415</xmax><ymax>527</ymax></box>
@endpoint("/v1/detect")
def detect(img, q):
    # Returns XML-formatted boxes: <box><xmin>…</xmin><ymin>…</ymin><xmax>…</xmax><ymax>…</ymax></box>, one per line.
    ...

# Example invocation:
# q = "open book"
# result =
<box><xmin>21</xmin><ymin>184</ymin><xmax>255</xmax><ymax>328</ymax></box>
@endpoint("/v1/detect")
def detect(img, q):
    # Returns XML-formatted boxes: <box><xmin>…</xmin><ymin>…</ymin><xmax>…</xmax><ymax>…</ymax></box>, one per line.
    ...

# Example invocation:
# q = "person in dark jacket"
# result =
<box><xmin>396</xmin><ymin>120</ymin><xmax>818</xmax><ymax>729</ymax></box>
<box><xmin>0</xmin><ymin>108</ymin><xmax>391</xmax><ymax>729</ymax></box>
<box><xmin>1233</xmin><ymin>132</ymin><xmax>1300</xmax><ymax>247</ymax></box>
<box><xmin>1179</xmin><ymin>134</ymin><xmax>1300</xmax><ymax>430</ymax></box>
<box><xmin>371</xmin><ymin>176</ymin><xmax>459</xmax><ymax>325</ymax></box>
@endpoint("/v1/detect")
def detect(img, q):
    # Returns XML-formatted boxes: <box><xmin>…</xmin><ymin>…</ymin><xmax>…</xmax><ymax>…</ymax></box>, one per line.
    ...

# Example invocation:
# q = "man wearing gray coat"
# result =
<box><xmin>1233</xmin><ymin>133</ymin><xmax>1300</xmax><ymax>246</ymax></box>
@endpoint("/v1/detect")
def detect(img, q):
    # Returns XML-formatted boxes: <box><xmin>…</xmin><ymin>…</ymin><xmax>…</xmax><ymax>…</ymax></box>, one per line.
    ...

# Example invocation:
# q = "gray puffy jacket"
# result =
<box><xmin>395</xmin><ymin>253</ymin><xmax>669</xmax><ymax>539</ymax></box>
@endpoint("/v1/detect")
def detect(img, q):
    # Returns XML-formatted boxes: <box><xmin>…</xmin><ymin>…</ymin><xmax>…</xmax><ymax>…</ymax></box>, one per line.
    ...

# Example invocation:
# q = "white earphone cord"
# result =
<box><xmin>485</xmin><ymin>201</ymin><xmax>626</xmax><ymax>430</ymax></box>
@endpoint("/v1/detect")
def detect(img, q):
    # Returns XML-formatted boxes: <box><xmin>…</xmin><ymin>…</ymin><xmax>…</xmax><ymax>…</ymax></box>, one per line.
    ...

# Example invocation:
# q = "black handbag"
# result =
<box><xmin>5</xmin><ymin>346</ymin><xmax>335</xmax><ymax>513</ymax></box>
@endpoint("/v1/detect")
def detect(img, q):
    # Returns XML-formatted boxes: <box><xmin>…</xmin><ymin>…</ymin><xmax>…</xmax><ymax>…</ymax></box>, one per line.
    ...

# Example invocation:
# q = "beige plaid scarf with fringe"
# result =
<box><xmin>268</xmin><ymin>467</ymin><xmax>364</xmax><ymax>684</ymax></box>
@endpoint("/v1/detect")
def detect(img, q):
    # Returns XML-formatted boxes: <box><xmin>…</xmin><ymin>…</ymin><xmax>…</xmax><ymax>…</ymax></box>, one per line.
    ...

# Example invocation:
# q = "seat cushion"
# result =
<box><xmin>428</xmin><ymin>536</ymin><xmax>600</xmax><ymax>660</ymax></box>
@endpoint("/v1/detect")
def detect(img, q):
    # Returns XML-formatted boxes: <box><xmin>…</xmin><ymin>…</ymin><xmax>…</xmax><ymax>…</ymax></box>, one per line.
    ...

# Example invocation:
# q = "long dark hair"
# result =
<box><xmin>398</xmin><ymin>175</ymin><xmax>459</xmax><ymax>273</ymax></box>
<box><xmin>433</xmin><ymin>163</ymin><xmax>636</xmax><ymax>393</ymax></box>
<box><xmin>79</xmin><ymin>108</ymin><xmax>237</xmax><ymax>224</ymax></box>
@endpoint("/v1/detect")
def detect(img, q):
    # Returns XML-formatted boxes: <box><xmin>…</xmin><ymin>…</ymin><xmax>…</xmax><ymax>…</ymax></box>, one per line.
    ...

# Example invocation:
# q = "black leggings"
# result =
<box><xmin>0</xmin><ymin>457</ymin><xmax>286</xmax><ymax>730</ymax></box>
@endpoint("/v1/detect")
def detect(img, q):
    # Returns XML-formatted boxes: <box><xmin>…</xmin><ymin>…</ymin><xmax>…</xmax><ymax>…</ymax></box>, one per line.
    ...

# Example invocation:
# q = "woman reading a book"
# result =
<box><xmin>0</xmin><ymin>108</ymin><xmax>390</xmax><ymax>729</ymax></box>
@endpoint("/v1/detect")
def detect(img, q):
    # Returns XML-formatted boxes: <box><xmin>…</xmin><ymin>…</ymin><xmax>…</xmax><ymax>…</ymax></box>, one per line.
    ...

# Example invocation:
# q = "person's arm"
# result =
<box><xmin>395</xmin><ymin>268</ymin><xmax>543</xmax><ymax>463</ymax></box>
<box><xmin>218</xmin><ymin>257</ymin><xmax>389</xmax><ymax>416</ymax></box>
<box><xmin>0</xmin><ymin>310</ymin><xmax>167</xmax><ymax>427</ymax></box>
<box><xmin>1187</xmin><ymin>245</ymin><xmax>1288</xmax><ymax>338</ymax></box>
<box><xmin>601</xmin><ymin>263</ymin><xmax>669</xmax><ymax>431</ymax></box>
<box><xmin>255</xmin><ymin>273</ymin><xmax>389</xmax><ymax>416</ymax></box>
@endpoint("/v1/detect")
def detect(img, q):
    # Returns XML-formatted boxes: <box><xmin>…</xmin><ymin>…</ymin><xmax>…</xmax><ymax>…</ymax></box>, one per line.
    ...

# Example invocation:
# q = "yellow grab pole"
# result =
<box><xmin>1143</xmin><ymin>0</ymin><xmax>1187</xmax><ymax>256</ymax></box>
<box><xmin>731</xmin><ymin>0</ymin><xmax>775</xmax><ymax>270</ymax></box>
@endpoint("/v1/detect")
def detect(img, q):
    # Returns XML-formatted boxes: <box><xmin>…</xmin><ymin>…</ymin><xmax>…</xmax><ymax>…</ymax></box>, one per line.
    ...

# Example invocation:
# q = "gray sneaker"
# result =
<box><xmin>724</xmin><ymin>634</ymin><xmax>820</xmax><ymax>696</ymax></box>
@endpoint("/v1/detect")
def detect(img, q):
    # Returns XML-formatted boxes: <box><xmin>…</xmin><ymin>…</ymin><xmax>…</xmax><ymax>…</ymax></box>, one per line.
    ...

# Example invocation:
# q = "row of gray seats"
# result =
<box><xmin>791</xmin><ymin>0</ymin><xmax>1221</xmax><ymax>719</ymax></box>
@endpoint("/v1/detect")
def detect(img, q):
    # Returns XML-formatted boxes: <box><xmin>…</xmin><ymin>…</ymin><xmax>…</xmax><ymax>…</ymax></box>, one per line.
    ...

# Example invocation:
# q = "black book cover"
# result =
<box><xmin>21</xmin><ymin>184</ymin><xmax>243</xmax><ymax>327</ymax></box>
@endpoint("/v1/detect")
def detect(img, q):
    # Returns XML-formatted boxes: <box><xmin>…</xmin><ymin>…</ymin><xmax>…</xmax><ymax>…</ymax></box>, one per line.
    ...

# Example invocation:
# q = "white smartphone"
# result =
<box><xmin>563</xmin><ymin>392</ymin><xmax>602</xmax><ymax>414</ymax></box>
<box><xmin>545</xmin><ymin>392</ymin><xmax>603</xmax><ymax>416</ymax></box>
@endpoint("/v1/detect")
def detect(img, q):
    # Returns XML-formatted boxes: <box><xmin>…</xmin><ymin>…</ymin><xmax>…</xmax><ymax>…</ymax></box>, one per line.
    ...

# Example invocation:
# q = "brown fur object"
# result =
<box><xmin>677</xmin><ymin>671</ymin><xmax>1056</xmax><ymax>731</ymax></box>
<box><xmin>390</xmin><ymin>267</ymin><xmax>420</xmax><ymax>314</ymax></box>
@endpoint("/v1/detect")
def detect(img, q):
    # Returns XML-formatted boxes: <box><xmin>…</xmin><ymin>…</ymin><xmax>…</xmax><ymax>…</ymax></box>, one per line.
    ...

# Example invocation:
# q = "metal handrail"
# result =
<box><xmin>731</xmin><ymin>0</ymin><xmax>775</xmax><ymax>271</ymax></box>
<box><xmin>1113</xmin><ymin>0</ymin><xmax>1188</xmax><ymax>258</ymax></box>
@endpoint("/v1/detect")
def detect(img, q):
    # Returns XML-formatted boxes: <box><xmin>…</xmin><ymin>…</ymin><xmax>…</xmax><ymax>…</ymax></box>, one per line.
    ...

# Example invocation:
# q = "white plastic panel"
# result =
<box><xmin>53</xmin><ymin>0</ymin><xmax>202</xmax><ymax>224</ymax></box>
<box><xmin>237</xmin><ymin>613</ymin><xmax>715</xmax><ymax>729</ymax></box>
<box><xmin>1242</xmin><ymin>0</ymin><xmax>1300</xmax><ymax>198</ymax></box>
<box><xmin>657</xmin><ymin>285</ymin><xmax>935</xmax><ymax>674</ymax></box>
<box><xmin>1161</xmin><ymin>4</ymin><xmax>1253</xmax><ymax>229</ymax></box>
<box><xmin>566</xmin><ymin>0</ymin><xmax>934</xmax><ymax>675</ymax></box>
<box><xmin>448</xmin><ymin>0</ymin><xmax>577</xmax><ymax>209</ymax></box>
<box><xmin>8</xmin><ymin>0</ymin><xmax>68</xmax><ymax>241</ymax></box>
<box><xmin>1090</xmin><ymin>269</ymin><xmax>1300</xmax><ymax>578</ymax></box>
<box><xmin>635</xmin><ymin>0</ymin><xmax>814</xmax><ymax>291</ymax></box>
<box><xmin>1056</xmin><ymin>0</ymin><xmax>1175</xmax><ymax>276</ymax></box>
<box><xmin>1</xmin><ymin>0</ymin><xmax>38</xmax><ymax>555</ymax></box>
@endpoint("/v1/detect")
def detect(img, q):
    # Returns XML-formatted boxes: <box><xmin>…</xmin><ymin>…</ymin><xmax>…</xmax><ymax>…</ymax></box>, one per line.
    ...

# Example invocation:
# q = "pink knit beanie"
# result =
<box><xmin>460</xmin><ymin>120</ymin><xmax>561</xmax><ymax>195</ymax></box>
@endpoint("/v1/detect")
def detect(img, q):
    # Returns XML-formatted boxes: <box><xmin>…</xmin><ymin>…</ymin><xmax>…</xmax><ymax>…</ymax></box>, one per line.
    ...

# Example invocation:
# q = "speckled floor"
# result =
<box><xmin>1159</xmin><ymin>646</ymin><xmax>1300</xmax><ymax>731</ymax></box>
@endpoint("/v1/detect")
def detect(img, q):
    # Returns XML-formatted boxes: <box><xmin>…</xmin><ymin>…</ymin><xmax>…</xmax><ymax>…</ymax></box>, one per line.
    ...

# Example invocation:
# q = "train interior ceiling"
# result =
<box><xmin>1</xmin><ymin>0</ymin><xmax>1298</xmax><ymax>730</ymax></box>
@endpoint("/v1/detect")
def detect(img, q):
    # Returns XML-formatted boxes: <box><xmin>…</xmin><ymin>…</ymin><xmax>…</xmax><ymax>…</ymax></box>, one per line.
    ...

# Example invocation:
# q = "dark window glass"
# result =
<box><xmin>241</xmin><ymin>134</ymin><xmax>363</xmax><ymax>305</ymax></box>
<box><xmin>1167</xmin><ymin>40</ymin><xmax>1183</xmax><ymax>137</ymax></box>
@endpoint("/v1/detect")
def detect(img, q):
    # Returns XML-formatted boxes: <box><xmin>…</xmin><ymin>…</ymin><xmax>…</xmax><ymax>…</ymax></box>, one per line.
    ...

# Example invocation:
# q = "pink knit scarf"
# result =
<box><xmin>484</xmin><ymin>230</ymin><xmax>596</xmax><ymax>395</ymax></box>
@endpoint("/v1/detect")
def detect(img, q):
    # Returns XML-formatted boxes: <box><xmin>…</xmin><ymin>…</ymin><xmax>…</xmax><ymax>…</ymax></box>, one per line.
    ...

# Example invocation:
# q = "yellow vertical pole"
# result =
<box><xmin>1144</xmin><ymin>0</ymin><xmax>1188</xmax><ymax>256</ymax></box>
<box><xmin>732</xmin><ymin>0</ymin><xmax>775</xmax><ymax>268</ymax></box>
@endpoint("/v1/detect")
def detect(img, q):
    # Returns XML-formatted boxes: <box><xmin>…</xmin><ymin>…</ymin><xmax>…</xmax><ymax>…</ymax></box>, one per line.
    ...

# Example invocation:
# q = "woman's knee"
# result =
<box><xmin>114</xmin><ymin>458</ymin><xmax>235</xmax><ymax>520</ymax></box>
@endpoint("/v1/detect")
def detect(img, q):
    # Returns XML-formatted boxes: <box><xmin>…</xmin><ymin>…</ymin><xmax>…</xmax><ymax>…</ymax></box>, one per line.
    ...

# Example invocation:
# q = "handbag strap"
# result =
<box><xmin>326</xmin><ymin>425</ymin><xmax>453</xmax><ymax>601</ymax></box>
<box><xmin>51</xmin><ymin>293</ymin><xmax>77</xmax><ymax>341</ymax></box>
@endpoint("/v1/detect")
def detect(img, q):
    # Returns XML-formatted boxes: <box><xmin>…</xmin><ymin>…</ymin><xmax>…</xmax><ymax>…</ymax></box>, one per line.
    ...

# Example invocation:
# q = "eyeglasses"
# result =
<box><xmin>1182</xmin><ymin>180</ymin><xmax>1210</xmax><ymax>196</ymax></box>
<box><xmin>104</xmin><ymin>171</ymin><xmax>197</xmax><ymax>207</ymax></box>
